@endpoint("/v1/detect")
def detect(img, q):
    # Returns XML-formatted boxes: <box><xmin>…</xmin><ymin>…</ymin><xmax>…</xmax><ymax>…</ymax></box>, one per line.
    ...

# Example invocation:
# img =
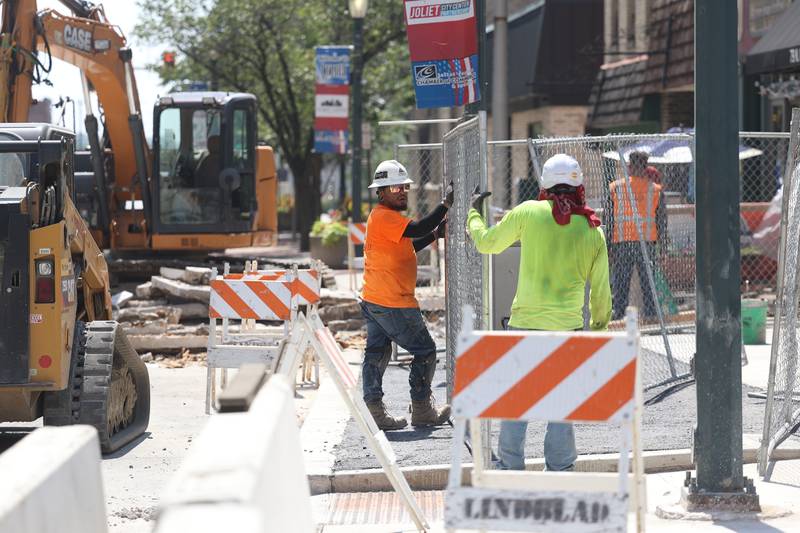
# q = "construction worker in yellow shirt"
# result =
<box><xmin>466</xmin><ymin>153</ymin><xmax>611</xmax><ymax>471</ymax></box>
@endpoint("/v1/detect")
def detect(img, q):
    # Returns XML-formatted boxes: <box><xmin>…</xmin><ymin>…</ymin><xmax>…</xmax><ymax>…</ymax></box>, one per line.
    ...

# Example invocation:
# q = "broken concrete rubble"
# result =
<box><xmin>125</xmin><ymin>298</ymin><xmax>169</xmax><ymax>308</ymax></box>
<box><xmin>111</xmin><ymin>290</ymin><xmax>134</xmax><ymax>309</ymax></box>
<box><xmin>318</xmin><ymin>301</ymin><xmax>362</xmax><ymax>323</ymax></box>
<box><xmin>150</xmin><ymin>276</ymin><xmax>210</xmax><ymax>303</ymax></box>
<box><xmin>135</xmin><ymin>281</ymin><xmax>167</xmax><ymax>300</ymax></box>
<box><xmin>159</xmin><ymin>266</ymin><xmax>213</xmax><ymax>285</ymax></box>
<box><xmin>115</xmin><ymin>303</ymin><xmax>207</xmax><ymax>323</ymax></box>
<box><xmin>326</xmin><ymin>318</ymin><xmax>366</xmax><ymax>333</ymax></box>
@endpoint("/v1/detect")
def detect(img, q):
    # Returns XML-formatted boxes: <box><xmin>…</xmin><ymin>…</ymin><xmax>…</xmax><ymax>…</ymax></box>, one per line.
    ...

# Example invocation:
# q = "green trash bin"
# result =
<box><xmin>741</xmin><ymin>299</ymin><xmax>767</xmax><ymax>344</ymax></box>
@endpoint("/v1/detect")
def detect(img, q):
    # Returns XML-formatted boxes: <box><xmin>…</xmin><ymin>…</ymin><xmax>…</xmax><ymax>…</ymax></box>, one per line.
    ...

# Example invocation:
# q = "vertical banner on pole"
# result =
<box><xmin>314</xmin><ymin>46</ymin><xmax>351</xmax><ymax>154</ymax></box>
<box><xmin>403</xmin><ymin>0</ymin><xmax>481</xmax><ymax>109</ymax></box>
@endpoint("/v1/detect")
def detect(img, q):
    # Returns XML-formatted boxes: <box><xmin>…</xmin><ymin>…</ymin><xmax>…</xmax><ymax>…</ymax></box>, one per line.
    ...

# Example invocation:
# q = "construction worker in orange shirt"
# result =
<box><xmin>607</xmin><ymin>150</ymin><xmax>667</xmax><ymax>321</ymax></box>
<box><xmin>360</xmin><ymin>160</ymin><xmax>454</xmax><ymax>430</ymax></box>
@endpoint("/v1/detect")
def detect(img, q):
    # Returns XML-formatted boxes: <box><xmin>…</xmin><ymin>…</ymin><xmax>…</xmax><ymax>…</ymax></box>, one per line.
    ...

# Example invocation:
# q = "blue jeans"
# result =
<box><xmin>360</xmin><ymin>301</ymin><xmax>437</xmax><ymax>403</ymax></box>
<box><xmin>496</xmin><ymin>325</ymin><xmax>577</xmax><ymax>471</ymax></box>
<box><xmin>497</xmin><ymin>420</ymin><xmax>577</xmax><ymax>471</ymax></box>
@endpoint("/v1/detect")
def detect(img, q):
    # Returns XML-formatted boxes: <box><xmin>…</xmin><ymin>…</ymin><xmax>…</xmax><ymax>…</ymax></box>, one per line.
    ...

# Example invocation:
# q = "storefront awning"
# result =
<box><xmin>746</xmin><ymin>1</ymin><xmax>800</xmax><ymax>75</ymax></box>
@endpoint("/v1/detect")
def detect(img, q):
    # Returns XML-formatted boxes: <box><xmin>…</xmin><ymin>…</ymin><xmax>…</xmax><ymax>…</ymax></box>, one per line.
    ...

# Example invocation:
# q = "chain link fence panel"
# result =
<box><xmin>759</xmin><ymin>110</ymin><xmax>800</xmax><ymax>474</ymax></box>
<box><xmin>443</xmin><ymin>115</ymin><xmax>489</xmax><ymax>401</ymax></box>
<box><xmin>488</xmin><ymin>140</ymin><xmax>539</xmax><ymax>210</ymax></box>
<box><xmin>401</xmin><ymin>129</ymin><xmax>786</xmax><ymax>394</ymax></box>
<box><xmin>740</xmin><ymin>132</ymin><xmax>790</xmax><ymax>298</ymax></box>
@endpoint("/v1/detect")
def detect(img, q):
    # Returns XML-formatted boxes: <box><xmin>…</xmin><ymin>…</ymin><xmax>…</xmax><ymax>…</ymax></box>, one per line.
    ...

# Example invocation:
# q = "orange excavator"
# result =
<box><xmin>0</xmin><ymin>0</ymin><xmax>277</xmax><ymax>255</ymax></box>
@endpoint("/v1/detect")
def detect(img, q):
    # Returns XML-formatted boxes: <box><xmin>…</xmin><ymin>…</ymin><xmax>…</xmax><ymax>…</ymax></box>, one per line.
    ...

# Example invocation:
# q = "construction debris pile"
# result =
<box><xmin>111</xmin><ymin>267</ymin><xmax>217</xmax><ymax>359</ymax></box>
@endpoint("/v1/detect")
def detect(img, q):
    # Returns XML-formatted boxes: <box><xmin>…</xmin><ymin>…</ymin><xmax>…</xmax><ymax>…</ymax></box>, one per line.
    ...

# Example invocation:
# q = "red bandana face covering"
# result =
<box><xmin>538</xmin><ymin>185</ymin><xmax>601</xmax><ymax>227</ymax></box>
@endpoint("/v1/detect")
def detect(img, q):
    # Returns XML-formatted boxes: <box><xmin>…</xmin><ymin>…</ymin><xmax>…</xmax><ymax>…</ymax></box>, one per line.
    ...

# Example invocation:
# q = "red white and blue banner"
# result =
<box><xmin>314</xmin><ymin>46</ymin><xmax>351</xmax><ymax>154</ymax></box>
<box><xmin>404</xmin><ymin>0</ymin><xmax>480</xmax><ymax>109</ymax></box>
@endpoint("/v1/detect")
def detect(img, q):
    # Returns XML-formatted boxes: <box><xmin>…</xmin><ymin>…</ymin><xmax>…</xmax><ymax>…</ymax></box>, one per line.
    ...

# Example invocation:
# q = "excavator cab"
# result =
<box><xmin>152</xmin><ymin>92</ymin><xmax>257</xmax><ymax>236</ymax></box>
<box><xmin>1</xmin><ymin>2</ymin><xmax>277</xmax><ymax>254</ymax></box>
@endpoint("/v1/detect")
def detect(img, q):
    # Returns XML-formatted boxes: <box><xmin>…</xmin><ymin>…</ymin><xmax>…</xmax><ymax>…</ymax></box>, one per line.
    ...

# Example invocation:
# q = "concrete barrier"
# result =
<box><xmin>0</xmin><ymin>426</ymin><xmax>107</xmax><ymax>533</ymax></box>
<box><xmin>155</xmin><ymin>375</ymin><xmax>314</xmax><ymax>532</ymax></box>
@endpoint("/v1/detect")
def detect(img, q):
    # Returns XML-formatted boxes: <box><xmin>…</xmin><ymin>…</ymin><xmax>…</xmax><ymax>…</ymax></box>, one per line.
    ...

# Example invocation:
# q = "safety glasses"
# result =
<box><xmin>387</xmin><ymin>184</ymin><xmax>411</xmax><ymax>193</ymax></box>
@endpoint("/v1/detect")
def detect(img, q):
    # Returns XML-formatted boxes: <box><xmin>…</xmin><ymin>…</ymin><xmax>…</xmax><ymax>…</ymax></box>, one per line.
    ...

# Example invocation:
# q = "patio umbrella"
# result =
<box><xmin>602</xmin><ymin>127</ymin><xmax>763</xmax><ymax>163</ymax></box>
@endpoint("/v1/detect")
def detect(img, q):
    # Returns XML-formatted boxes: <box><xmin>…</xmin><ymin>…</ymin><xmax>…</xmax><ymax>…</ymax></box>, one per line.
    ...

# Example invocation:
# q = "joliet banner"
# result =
<box><xmin>404</xmin><ymin>0</ymin><xmax>480</xmax><ymax>109</ymax></box>
<box><xmin>314</xmin><ymin>46</ymin><xmax>351</xmax><ymax>154</ymax></box>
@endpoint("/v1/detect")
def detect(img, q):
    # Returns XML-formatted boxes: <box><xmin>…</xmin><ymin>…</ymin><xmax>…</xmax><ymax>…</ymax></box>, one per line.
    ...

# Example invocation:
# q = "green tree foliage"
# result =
<box><xmin>135</xmin><ymin>0</ymin><xmax>413</xmax><ymax>249</ymax></box>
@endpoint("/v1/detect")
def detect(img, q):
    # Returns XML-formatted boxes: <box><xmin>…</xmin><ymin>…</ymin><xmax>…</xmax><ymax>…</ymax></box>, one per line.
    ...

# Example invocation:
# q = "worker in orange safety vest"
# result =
<box><xmin>606</xmin><ymin>150</ymin><xmax>667</xmax><ymax>321</ymax></box>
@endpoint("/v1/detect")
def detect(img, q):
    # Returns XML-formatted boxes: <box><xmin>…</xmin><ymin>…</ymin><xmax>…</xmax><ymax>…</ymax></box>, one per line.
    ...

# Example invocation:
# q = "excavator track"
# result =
<box><xmin>43</xmin><ymin>321</ymin><xmax>150</xmax><ymax>453</ymax></box>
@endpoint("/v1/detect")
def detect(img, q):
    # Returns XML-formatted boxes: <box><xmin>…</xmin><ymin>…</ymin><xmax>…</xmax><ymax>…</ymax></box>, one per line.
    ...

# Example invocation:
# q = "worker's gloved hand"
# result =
<box><xmin>471</xmin><ymin>185</ymin><xmax>491</xmax><ymax>211</ymax></box>
<box><xmin>443</xmin><ymin>181</ymin><xmax>455</xmax><ymax>208</ymax></box>
<box><xmin>436</xmin><ymin>219</ymin><xmax>447</xmax><ymax>239</ymax></box>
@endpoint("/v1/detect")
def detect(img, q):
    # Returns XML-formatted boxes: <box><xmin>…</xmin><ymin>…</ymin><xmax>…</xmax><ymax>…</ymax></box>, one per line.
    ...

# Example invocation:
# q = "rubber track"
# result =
<box><xmin>42</xmin><ymin>322</ymin><xmax>86</xmax><ymax>426</ymax></box>
<box><xmin>43</xmin><ymin>321</ymin><xmax>150</xmax><ymax>453</ymax></box>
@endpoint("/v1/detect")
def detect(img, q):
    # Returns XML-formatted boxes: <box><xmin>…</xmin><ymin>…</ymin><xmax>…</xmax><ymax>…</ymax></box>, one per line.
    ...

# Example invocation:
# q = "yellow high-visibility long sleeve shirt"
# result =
<box><xmin>467</xmin><ymin>200</ymin><xmax>612</xmax><ymax>331</ymax></box>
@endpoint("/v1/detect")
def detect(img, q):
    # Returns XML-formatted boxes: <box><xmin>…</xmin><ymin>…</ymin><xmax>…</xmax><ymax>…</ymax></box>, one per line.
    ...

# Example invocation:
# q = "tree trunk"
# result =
<box><xmin>291</xmin><ymin>153</ymin><xmax>322</xmax><ymax>252</ymax></box>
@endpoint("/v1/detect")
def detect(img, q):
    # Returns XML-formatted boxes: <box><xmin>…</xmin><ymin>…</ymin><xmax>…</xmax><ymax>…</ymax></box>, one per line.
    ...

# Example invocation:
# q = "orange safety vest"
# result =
<box><xmin>610</xmin><ymin>175</ymin><xmax>661</xmax><ymax>243</ymax></box>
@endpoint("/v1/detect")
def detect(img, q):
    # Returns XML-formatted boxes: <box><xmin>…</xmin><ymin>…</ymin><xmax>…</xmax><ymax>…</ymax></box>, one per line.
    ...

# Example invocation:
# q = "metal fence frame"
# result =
<box><xmin>759</xmin><ymin>111</ymin><xmax>800</xmax><ymax>476</ymax></box>
<box><xmin>442</xmin><ymin>114</ymin><xmax>490</xmax><ymax>402</ymax></box>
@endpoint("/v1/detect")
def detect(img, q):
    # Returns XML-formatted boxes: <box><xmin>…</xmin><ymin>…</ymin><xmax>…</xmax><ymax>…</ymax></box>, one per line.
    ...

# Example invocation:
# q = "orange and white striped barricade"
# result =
<box><xmin>347</xmin><ymin>218</ymin><xmax>367</xmax><ymax>293</ymax></box>
<box><xmin>446</xmin><ymin>306</ymin><xmax>645</xmax><ymax>533</ymax></box>
<box><xmin>218</xmin><ymin>260</ymin><xmax>323</xmax><ymax>390</ymax></box>
<box><xmin>276</xmin><ymin>310</ymin><xmax>430</xmax><ymax>531</ymax></box>
<box><xmin>205</xmin><ymin>265</ymin><xmax>299</xmax><ymax>413</ymax></box>
<box><xmin>225</xmin><ymin>260</ymin><xmax>323</xmax><ymax>310</ymax></box>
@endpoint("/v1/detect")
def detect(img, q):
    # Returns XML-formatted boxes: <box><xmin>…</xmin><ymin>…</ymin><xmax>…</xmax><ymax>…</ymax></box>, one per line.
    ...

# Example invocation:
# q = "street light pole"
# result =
<box><xmin>349</xmin><ymin>0</ymin><xmax>368</xmax><ymax>222</ymax></box>
<box><xmin>689</xmin><ymin>0</ymin><xmax>759</xmax><ymax>511</ymax></box>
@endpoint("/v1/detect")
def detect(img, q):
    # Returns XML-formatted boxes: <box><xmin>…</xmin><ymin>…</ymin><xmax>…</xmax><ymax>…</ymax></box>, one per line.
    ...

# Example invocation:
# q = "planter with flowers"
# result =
<box><xmin>309</xmin><ymin>213</ymin><xmax>348</xmax><ymax>268</ymax></box>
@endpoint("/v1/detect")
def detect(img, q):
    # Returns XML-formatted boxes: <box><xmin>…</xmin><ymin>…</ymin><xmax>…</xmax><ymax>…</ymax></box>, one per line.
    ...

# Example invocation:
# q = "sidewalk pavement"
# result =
<box><xmin>312</xmin><ymin>459</ymin><xmax>800</xmax><ymax>531</ymax></box>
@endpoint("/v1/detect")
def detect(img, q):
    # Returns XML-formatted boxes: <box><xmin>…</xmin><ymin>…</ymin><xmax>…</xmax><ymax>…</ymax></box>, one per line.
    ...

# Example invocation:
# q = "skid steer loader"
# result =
<box><xmin>0</xmin><ymin>123</ymin><xmax>149</xmax><ymax>453</ymax></box>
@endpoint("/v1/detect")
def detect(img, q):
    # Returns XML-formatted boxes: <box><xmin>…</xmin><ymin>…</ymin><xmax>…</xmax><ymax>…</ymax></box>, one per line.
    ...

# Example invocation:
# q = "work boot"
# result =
<box><xmin>410</xmin><ymin>396</ymin><xmax>451</xmax><ymax>427</ymax></box>
<box><xmin>366</xmin><ymin>401</ymin><xmax>408</xmax><ymax>431</ymax></box>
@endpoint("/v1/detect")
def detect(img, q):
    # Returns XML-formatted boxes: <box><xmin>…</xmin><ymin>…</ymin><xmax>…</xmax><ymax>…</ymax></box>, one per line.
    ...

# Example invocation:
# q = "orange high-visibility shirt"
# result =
<box><xmin>361</xmin><ymin>204</ymin><xmax>418</xmax><ymax>308</ymax></box>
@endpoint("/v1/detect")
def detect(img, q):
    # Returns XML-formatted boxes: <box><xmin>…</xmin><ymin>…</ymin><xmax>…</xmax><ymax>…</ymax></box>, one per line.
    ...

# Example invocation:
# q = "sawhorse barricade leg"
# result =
<box><xmin>286</xmin><ymin>312</ymin><xmax>429</xmax><ymax>531</ymax></box>
<box><xmin>276</xmin><ymin>316</ymin><xmax>314</xmax><ymax>384</ymax></box>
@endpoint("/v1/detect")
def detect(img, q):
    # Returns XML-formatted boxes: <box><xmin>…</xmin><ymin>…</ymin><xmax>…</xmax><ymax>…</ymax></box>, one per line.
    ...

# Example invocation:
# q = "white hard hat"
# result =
<box><xmin>539</xmin><ymin>154</ymin><xmax>584</xmax><ymax>189</ymax></box>
<box><xmin>369</xmin><ymin>160</ymin><xmax>414</xmax><ymax>189</ymax></box>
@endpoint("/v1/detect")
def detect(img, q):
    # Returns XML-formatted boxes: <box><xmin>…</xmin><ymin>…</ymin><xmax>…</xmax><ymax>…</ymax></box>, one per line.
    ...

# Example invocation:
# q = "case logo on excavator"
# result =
<box><xmin>64</xmin><ymin>24</ymin><xmax>93</xmax><ymax>53</ymax></box>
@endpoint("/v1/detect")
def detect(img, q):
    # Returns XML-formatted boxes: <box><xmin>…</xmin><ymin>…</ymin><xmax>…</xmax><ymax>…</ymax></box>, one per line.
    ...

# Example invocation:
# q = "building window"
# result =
<box><xmin>527</xmin><ymin>122</ymin><xmax>544</xmax><ymax>138</ymax></box>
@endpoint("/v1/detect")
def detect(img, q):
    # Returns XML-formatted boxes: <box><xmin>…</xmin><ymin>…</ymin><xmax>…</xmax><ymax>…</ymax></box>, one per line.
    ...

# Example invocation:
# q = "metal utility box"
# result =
<box><xmin>491</xmin><ymin>244</ymin><xmax>521</xmax><ymax>330</ymax></box>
